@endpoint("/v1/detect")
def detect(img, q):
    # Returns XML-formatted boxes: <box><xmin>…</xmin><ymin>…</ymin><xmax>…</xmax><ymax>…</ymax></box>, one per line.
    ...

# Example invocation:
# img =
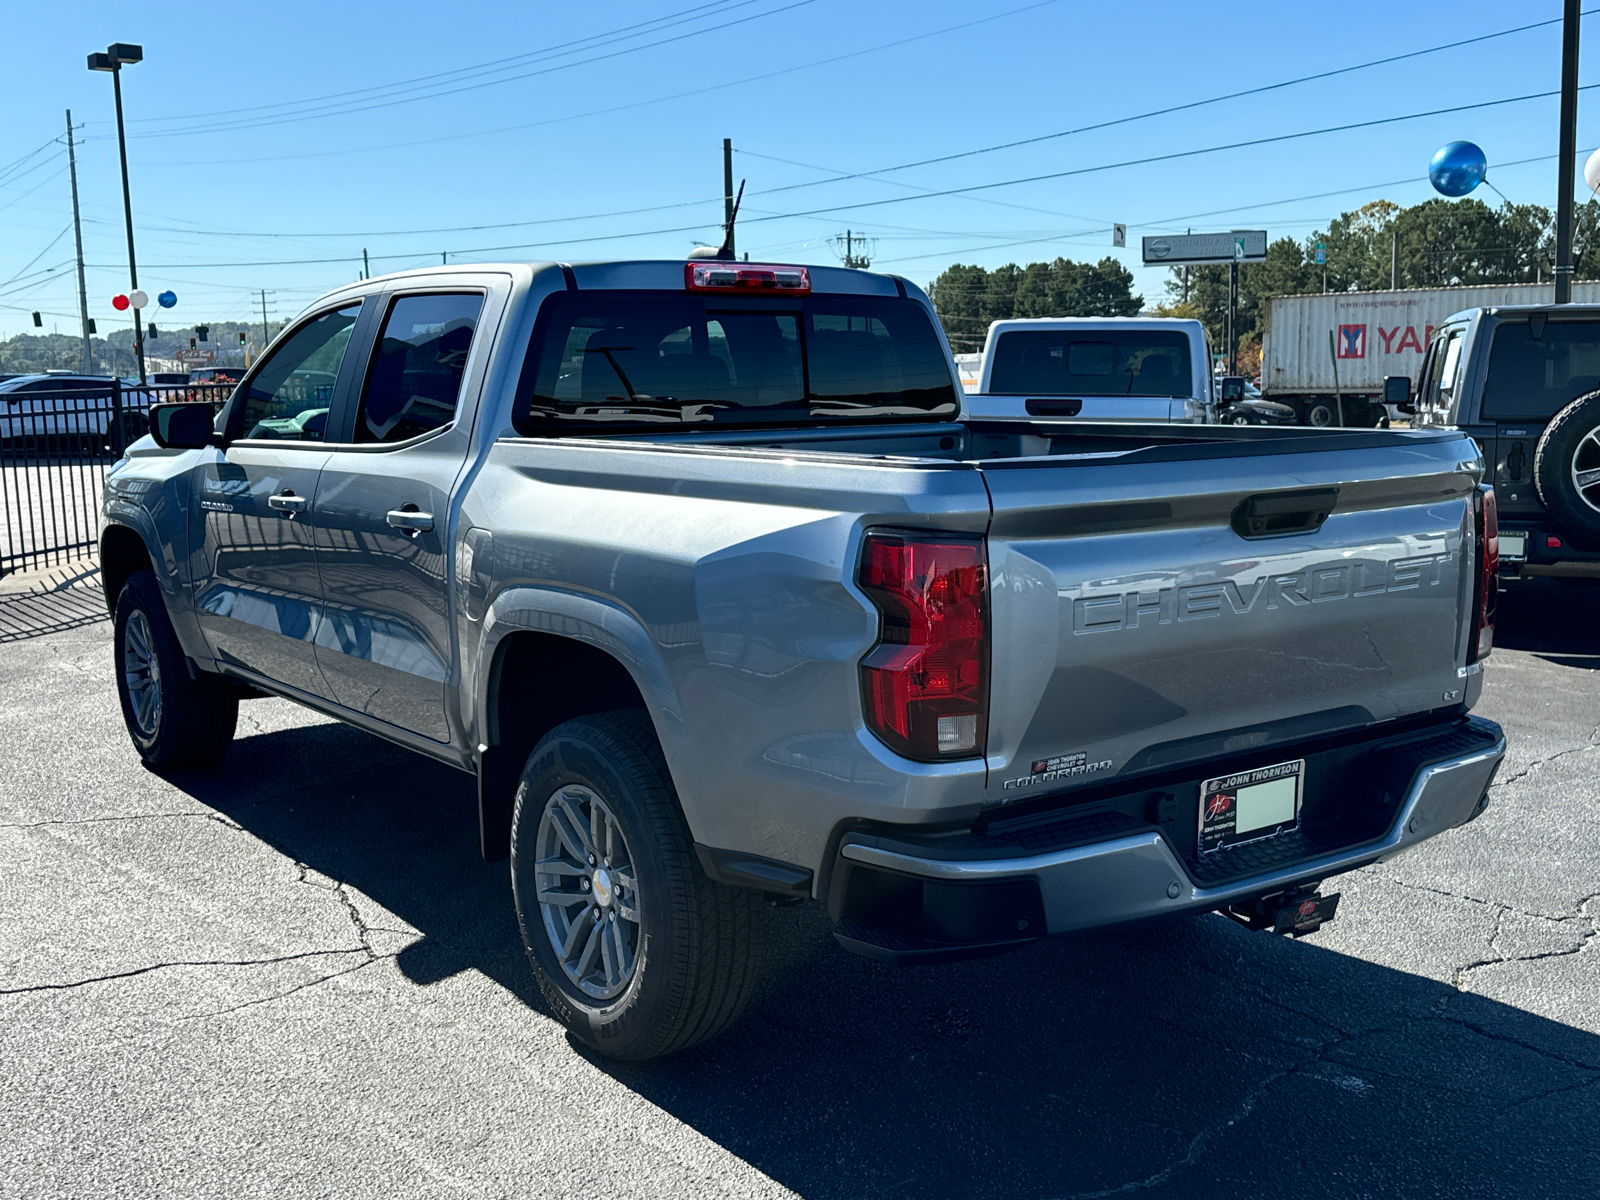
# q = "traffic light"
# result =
<box><xmin>148</xmin><ymin>323</ymin><xmax>158</xmax><ymax>338</ymax></box>
<box><xmin>196</xmin><ymin>325</ymin><xmax>209</xmax><ymax>342</ymax></box>
<box><xmin>189</xmin><ymin>337</ymin><xmax>197</xmax><ymax>349</ymax></box>
<box><xmin>87</xmin><ymin>319</ymin><xmax>97</xmax><ymax>334</ymax></box>
<box><xmin>31</xmin><ymin>312</ymin><xmax>42</xmax><ymax>327</ymax></box>
<box><xmin>238</xmin><ymin>330</ymin><xmax>247</xmax><ymax>345</ymax></box>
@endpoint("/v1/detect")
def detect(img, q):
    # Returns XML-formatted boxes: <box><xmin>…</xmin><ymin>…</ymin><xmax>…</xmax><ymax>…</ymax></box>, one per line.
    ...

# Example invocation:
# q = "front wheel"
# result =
<box><xmin>510</xmin><ymin>711</ymin><xmax>763</xmax><ymax>1060</ymax></box>
<box><xmin>114</xmin><ymin>569</ymin><xmax>238</xmax><ymax>768</ymax></box>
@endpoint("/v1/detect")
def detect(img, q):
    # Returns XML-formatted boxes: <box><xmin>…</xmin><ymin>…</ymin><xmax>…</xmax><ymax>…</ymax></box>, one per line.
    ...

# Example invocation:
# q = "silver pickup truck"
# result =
<box><xmin>102</xmin><ymin>259</ymin><xmax>1506</xmax><ymax>1060</ymax></box>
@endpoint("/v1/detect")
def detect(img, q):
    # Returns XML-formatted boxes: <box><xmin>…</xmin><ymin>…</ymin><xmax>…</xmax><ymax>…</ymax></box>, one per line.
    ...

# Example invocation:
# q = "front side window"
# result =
<box><xmin>520</xmin><ymin>292</ymin><xmax>956</xmax><ymax>431</ymax></box>
<box><xmin>988</xmin><ymin>329</ymin><xmax>1193</xmax><ymax>398</ymax></box>
<box><xmin>238</xmin><ymin>305</ymin><xmax>361</xmax><ymax>441</ymax></box>
<box><xmin>1482</xmin><ymin>319</ymin><xmax>1600</xmax><ymax>421</ymax></box>
<box><xmin>357</xmin><ymin>293</ymin><xmax>483</xmax><ymax>443</ymax></box>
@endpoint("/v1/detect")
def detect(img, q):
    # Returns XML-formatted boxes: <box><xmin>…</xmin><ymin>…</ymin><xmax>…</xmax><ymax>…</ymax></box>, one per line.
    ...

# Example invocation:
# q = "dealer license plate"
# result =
<box><xmin>1199</xmin><ymin>759</ymin><xmax>1304</xmax><ymax>854</ymax></box>
<box><xmin>1499</xmin><ymin>531</ymin><xmax>1527</xmax><ymax>562</ymax></box>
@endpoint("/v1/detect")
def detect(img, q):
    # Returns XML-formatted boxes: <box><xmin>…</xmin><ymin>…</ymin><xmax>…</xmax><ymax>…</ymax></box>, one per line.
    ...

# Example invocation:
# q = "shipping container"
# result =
<box><xmin>1262</xmin><ymin>281</ymin><xmax>1600</xmax><ymax>425</ymax></box>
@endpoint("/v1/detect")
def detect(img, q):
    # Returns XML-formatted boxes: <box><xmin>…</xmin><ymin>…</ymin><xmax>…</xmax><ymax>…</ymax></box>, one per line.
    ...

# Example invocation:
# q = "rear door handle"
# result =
<box><xmin>268</xmin><ymin>491</ymin><xmax>308</xmax><ymax>515</ymax></box>
<box><xmin>386</xmin><ymin>508</ymin><xmax>434</xmax><ymax>534</ymax></box>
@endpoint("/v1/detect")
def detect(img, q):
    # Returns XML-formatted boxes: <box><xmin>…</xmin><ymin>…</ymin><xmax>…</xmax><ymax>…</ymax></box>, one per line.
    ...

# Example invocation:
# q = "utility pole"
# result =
<box><xmin>65</xmin><ymin>110</ymin><xmax>92</xmax><ymax>375</ymax></box>
<box><xmin>1227</xmin><ymin>261</ymin><xmax>1238</xmax><ymax>375</ymax></box>
<box><xmin>1391</xmin><ymin>228</ymin><xmax>1399</xmax><ymax>289</ymax></box>
<box><xmin>1556</xmin><ymin>0</ymin><xmax>1581</xmax><ymax>303</ymax></box>
<box><xmin>259</xmin><ymin>290</ymin><xmax>272</xmax><ymax>346</ymax></box>
<box><xmin>723</xmin><ymin>137</ymin><xmax>736</xmax><ymax>260</ymax></box>
<box><xmin>362</xmin><ymin>247</ymin><xmax>370</xmax><ymax>280</ymax></box>
<box><xmin>441</xmin><ymin>251</ymin><xmax>448</xmax><ymax>265</ymax></box>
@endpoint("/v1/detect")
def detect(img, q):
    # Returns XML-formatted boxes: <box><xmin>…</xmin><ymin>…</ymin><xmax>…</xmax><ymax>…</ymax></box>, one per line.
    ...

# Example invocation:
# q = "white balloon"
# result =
<box><xmin>1585</xmin><ymin>146</ymin><xmax>1600</xmax><ymax>195</ymax></box>
<box><xmin>129</xmin><ymin>289</ymin><xmax>149</xmax><ymax>309</ymax></box>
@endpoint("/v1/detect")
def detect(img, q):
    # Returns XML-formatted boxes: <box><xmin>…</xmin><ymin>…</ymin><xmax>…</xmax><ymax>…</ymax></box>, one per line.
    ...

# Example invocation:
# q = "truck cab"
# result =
<box><xmin>1411</xmin><ymin>303</ymin><xmax>1600</xmax><ymax>579</ymax></box>
<box><xmin>963</xmin><ymin>317</ymin><xmax>1214</xmax><ymax>423</ymax></box>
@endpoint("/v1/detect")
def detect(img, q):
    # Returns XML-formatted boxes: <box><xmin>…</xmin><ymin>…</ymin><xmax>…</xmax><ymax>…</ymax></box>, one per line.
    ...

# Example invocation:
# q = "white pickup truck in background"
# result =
<box><xmin>959</xmin><ymin>317</ymin><xmax>1215</xmax><ymax>422</ymax></box>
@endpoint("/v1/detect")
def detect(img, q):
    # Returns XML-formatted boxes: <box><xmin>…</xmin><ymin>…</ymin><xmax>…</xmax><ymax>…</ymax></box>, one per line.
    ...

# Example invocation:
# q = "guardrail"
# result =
<box><xmin>0</xmin><ymin>381</ymin><xmax>234</xmax><ymax>577</ymax></box>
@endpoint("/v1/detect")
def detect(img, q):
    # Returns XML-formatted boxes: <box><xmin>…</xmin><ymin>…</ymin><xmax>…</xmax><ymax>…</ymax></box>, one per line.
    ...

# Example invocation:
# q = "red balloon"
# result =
<box><xmin>111</xmin><ymin>294</ymin><xmax>130</xmax><ymax>311</ymax></box>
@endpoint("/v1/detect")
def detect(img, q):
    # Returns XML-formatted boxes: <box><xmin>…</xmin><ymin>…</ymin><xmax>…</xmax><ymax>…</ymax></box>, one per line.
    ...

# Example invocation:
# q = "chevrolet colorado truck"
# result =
<box><xmin>102</xmin><ymin>259</ymin><xmax>1506</xmax><ymax>1060</ymax></box>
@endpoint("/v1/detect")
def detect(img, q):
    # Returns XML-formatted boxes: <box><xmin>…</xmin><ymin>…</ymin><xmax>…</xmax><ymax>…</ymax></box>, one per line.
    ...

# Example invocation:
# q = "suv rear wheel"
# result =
<box><xmin>510</xmin><ymin>710</ymin><xmax>763</xmax><ymax>1060</ymax></box>
<box><xmin>1534</xmin><ymin>390</ymin><xmax>1600</xmax><ymax>545</ymax></box>
<box><xmin>113</xmin><ymin>569</ymin><xmax>238</xmax><ymax>768</ymax></box>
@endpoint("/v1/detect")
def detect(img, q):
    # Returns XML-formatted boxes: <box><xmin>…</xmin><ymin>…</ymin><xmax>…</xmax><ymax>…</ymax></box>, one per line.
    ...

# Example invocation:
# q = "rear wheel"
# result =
<box><xmin>510</xmin><ymin>710</ymin><xmax>763</xmax><ymax>1060</ymax></box>
<box><xmin>114</xmin><ymin>569</ymin><xmax>238</xmax><ymax>768</ymax></box>
<box><xmin>1303</xmin><ymin>400</ymin><xmax>1336</xmax><ymax>428</ymax></box>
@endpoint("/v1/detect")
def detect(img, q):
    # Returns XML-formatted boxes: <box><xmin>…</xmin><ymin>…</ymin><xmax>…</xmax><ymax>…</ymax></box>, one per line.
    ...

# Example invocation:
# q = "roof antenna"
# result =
<box><xmin>688</xmin><ymin>179</ymin><xmax>746</xmax><ymax>260</ymax></box>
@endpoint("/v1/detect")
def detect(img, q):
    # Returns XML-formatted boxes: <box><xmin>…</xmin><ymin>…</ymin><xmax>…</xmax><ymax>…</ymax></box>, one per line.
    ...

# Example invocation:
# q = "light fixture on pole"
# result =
<box><xmin>88</xmin><ymin>42</ymin><xmax>147</xmax><ymax>383</ymax></box>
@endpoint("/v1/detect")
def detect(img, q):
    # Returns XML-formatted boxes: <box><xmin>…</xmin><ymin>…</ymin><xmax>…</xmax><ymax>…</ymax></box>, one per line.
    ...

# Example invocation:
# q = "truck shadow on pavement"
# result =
<box><xmin>1495</xmin><ymin>579</ymin><xmax>1600</xmax><ymax>659</ymax></box>
<box><xmin>170</xmin><ymin>720</ymin><xmax>1599</xmax><ymax>1200</ymax></box>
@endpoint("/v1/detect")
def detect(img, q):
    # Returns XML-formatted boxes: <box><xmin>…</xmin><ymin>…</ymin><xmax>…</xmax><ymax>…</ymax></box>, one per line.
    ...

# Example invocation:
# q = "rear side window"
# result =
<box><xmin>988</xmin><ymin>329</ymin><xmax>1192</xmax><ymax>397</ymax></box>
<box><xmin>518</xmin><ymin>291</ymin><xmax>956</xmax><ymax>432</ymax></box>
<box><xmin>1482</xmin><ymin>319</ymin><xmax>1600</xmax><ymax>421</ymax></box>
<box><xmin>357</xmin><ymin>293</ymin><xmax>483</xmax><ymax>443</ymax></box>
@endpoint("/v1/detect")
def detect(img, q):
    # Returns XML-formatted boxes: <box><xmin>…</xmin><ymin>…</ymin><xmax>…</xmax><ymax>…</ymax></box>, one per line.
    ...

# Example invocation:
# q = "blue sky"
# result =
<box><xmin>1</xmin><ymin>0</ymin><xmax>1594</xmax><ymax>338</ymax></box>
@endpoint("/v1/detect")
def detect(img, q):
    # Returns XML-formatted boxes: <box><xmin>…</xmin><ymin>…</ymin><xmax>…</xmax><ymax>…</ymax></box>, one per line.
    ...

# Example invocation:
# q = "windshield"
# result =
<box><xmin>988</xmin><ymin>329</ymin><xmax>1192</xmax><ymax>397</ymax></box>
<box><xmin>1482</xmin><ymin>318</ymin><xmax>1600</xmax><ymax>421</ymax></box>
<box><xmin>517</xmin><ymin>291</ymin><xmax>957</xmax><ymax>432</ymax></box>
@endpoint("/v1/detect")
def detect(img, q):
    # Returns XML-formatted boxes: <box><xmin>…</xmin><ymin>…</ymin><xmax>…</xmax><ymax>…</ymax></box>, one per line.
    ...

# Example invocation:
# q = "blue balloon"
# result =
<box><xmin>157</xmin><ymin>289</ymin><xmax>177</xmax><ymax>308</ymax></box>
<box><xmin>1429</xmin><ymin>141</ymin><xmax>1487</xmax><ymax>197</ymax></box>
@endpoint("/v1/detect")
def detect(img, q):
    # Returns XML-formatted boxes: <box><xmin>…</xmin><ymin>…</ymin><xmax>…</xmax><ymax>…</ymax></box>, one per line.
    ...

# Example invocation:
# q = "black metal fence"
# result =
<box><xmin>0</xmin><ymin>380</ymin><xmax>234</xmax><ymax>577</ymax></box>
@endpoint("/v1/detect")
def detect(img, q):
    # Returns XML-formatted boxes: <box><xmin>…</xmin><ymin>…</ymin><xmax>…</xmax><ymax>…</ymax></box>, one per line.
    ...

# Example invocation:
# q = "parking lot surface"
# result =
<box><xmin>1</xmin><ymin>577</ymin><xmax>1595</xmax><ymax>1199</ymax></box>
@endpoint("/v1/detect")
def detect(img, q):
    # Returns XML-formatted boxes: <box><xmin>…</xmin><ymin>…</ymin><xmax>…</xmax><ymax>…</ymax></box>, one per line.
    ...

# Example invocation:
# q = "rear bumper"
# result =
<box><xmin>1497</xmin><ymin>514</ymin><xmax>1600</xmax><ymax>576</ymax></box>
<box><xmin>831</xmin><ymin>717</ymin><xmax>1504</xmax><ymax>962</ymax></box>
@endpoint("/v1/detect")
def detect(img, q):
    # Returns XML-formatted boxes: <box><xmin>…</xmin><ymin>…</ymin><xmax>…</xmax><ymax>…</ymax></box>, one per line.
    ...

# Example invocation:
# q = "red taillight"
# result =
<box><xmin>685</xmin><ymin>262</ymin><xmax>811</xmax><ymax>293</ymax></box>
<box><xmin>1470</xmin><ymin>484</ymin><xmax>1498</xmax><ymax>663</ymax></box>
<box><xmin>857</xmin><ymin>532</ymin><xmax>988</xmax><ymax>760</ymax></box>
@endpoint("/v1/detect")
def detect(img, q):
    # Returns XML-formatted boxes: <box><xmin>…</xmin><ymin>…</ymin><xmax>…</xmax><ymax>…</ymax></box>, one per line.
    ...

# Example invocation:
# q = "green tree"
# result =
<box><xmin>927</xmin><ymin>256</ymin><xmax>1141</xmax><ymax>351</ymax></box>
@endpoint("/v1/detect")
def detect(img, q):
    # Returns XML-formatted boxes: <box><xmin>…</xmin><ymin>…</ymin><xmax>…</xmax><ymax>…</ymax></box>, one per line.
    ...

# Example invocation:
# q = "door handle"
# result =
<box><xmin>386</xmin><ymin>507</ymin><xmax>434</xmax><ymax>534</ymax></box>
<box><xmin>268</xmin><ymin>491</ymin><xmax>308</xmax><ymax>516</ymax></box>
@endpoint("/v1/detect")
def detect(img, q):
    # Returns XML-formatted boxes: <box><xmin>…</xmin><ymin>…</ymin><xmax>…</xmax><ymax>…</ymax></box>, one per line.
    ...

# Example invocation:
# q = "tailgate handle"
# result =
<box><xmin>1025</xmin><ymin>397</ymin><xmax>1082</xmax><ymax>416</ymax></box>
<box><xmin>1231</xmin><ymin>488</ymin><xmax>1338</xmax><ymax>539</ymax></box>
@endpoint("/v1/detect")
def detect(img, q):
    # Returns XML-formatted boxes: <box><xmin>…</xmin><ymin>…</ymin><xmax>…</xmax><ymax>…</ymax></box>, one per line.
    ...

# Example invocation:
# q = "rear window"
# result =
<box><xmin>1482</xmin><ymin>319</ymin><xmax>1600</xmax><ymax>421</ymax></box>
<box><xmin>988</xmin><ymin>329</ymin><xmax>1192</xmax><ymax>397</ymax></box>
<box><xmin>517</xmin><ymin>291</ymin><xmax>957</xmax><ymax>432</ymax></box>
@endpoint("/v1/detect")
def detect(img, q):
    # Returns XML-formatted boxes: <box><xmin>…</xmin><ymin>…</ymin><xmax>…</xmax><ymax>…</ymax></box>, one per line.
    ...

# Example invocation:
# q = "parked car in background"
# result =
<box><xmin>189</xmin><ymin>366</ymin><xmax>246</xmax><ymax>386</ymax></box>
<box><xmin>1215</xmin><ymin>377</ymin><xmax>1297</xmax><ymax>425</ymax></box>
<box><xmin>103</xmin><ymin>259</ymin><xmax>1504</xmax><ymax>1061</ymax></box>
<box><xmin>1405</xmin><ymin>302</ymin><xmax>1600</xmax><ymax>581</ymax></box>
<box><xmin>963</xmin><ymin>317</ymin><xmax>1215</xmax><ymax>422</ymax></box>
<box><xmin>0</xmin><ymin>373</ymin><xmax>144</xmax><ymax>451</ymax></box>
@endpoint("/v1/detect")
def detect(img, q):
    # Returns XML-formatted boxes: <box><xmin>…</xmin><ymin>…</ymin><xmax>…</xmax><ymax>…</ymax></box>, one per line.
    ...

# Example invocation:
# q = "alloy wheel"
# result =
<box><xmin>1572</xmin><ymin>425</ymin><xmax>1600</xmax><ymax>516</ymax></box>
<box><xmin>535</xmin><ymin>784</ymin><xmax>641</xmax><ymax>1000</ymax></box>
<box><xmin>122</xmin><ymin>610</ymin><xmax>162</xmax><ymax>737</ymax></box>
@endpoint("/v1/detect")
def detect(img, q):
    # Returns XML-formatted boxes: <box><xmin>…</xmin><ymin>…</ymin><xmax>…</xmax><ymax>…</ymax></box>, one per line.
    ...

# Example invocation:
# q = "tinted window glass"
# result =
<box><xmin>357</xmin><ymin>293</ymin><xmax>483</xmax><ymax>443</ymax></box>
<box><xmin>522</xmin><ymin>292</ymin><xmax>956</xmax><ymax>430</ymax></box>
<box><xmin>1482</xmin><ymin>320</ymin><xmax>1600</xmax><ymax>421</ymax></box>
<box><xmin>239</xmin><ymin>305</ymin><xmax>360</xmax><ymax>441</ymax></box>
<box><xmin>989</xmin><ymin>329</ymin><xmax>1192</xmax><ymax>397</ymax></box>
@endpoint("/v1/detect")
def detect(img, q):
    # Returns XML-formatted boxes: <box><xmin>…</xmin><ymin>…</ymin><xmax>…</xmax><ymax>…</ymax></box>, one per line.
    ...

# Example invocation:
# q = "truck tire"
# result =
<box><xmin>1301</xmin><ymin>399</ymin><xmax>1336</xmax><ymax>428</ymax></box>
<box><xmin>113</xmin><ymin>569</ymin><xmax>238</xmax><ymax>769</ymax></box>
<box><xmin>510</xmin><ymin>710</ymin><xmax>763</xmax><ymax>1060</ymax></box>
<box><xmin>1533</xmin><ymin>389</ymin><xmax>1600</xmax><ymax>546</ymax></box>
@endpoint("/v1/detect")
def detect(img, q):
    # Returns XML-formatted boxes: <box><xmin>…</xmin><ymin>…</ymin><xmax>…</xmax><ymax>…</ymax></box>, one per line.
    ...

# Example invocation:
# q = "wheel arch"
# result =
<box><xmin>100</xmin><ymin>522</ymin><xmax>154</xmax><ymax>615</ymax></box>
<box><xmin>475</xmin><ymin>589</ymin><xmax>685</xmax><ymax>861</ymax></box>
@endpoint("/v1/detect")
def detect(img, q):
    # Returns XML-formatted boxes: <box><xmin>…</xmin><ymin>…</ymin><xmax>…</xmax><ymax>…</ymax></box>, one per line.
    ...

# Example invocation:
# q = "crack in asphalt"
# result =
<box><xmin>0</xmin><ymin>948</ymin><xmax>365</xmax><ymax>996</ymax></box>
<box><xmin>1491</xmin><ymin>740</ymin><xmax>1598</xmax><ymax>789</ymax></box>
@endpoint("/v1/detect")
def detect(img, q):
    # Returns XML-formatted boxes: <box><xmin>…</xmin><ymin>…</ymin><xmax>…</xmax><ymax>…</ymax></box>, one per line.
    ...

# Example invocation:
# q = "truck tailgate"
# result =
<box><xmin>980</xmin><ymin>433</ymin><xmax>1480</xmax><ymax>801</ymax></box>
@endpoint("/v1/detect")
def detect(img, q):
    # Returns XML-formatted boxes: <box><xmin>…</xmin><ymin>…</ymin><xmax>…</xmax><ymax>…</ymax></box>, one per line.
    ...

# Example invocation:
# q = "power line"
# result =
<box><xmin>742</xmin><ymin>9</ymin><xmax>1594</xmax><ymax>200</ymax></box>
<box><xmin>132</xmin><ymin>0</ymin><xmax>820</xmax><ymax>138</ymax></box>
<box><xmin>128</xmin><ymin>0</ymin><xmax>766</xmax><ymax>126</ymax></box>
<box><xmin>149</xmin><ymin>0</ymin><xmax>1063</xmax><ymax>168</ymax></box>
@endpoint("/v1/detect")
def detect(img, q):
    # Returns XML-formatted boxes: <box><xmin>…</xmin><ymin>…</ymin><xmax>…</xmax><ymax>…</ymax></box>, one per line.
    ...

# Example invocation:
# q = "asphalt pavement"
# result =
<box><xmin>1</xmin><ymin>576</ymin><xmax>1596</xmax><ymax>1199</ymax></box>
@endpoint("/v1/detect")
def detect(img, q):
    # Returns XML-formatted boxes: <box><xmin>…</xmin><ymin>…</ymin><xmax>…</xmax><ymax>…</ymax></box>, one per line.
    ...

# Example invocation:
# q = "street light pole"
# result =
<box><xmin>88</xmin><ymin>43</ymin><xmax>145</xmax><ymax>382</ymax></box>
<box><xmin>1555</xmin><ymin>0</ymin><xmax>1581</xmax><ymax>304</ymax></box>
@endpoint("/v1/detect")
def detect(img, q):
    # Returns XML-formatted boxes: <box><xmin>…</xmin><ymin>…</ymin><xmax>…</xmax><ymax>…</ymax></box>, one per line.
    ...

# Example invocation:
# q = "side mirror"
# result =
<box><xmin>148</xmin><ymin>402</ymin><xmax>217</xmax><ymax>449</ymax></box>
<box><xmin>1219</xmin><ymin>376</ymin><xmax>1245</xmax><ymax>402</ymax></box>
<box><xmin>1383</xmin><ymin>374</ymin><xmax>1416</xmax><ymax>415</ymax></box>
